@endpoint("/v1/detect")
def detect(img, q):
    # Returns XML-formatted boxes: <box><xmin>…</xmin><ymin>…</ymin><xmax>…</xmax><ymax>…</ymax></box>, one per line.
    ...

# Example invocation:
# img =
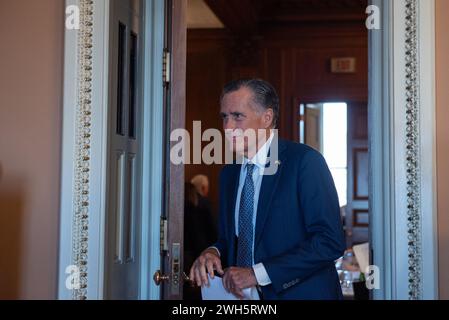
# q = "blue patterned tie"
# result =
<box><xmin>237</xmin><ymin>163</ymin><xmax>255</xmax><ymax>267</ymax></box>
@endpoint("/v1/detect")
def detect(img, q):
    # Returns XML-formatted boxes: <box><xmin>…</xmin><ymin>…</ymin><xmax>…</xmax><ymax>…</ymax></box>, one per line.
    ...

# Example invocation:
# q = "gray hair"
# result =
<box><xmin>190</xmin><ymin>174</ymin><xmax>209</xmax><ymax>196</ymax></box>
<box><xmin>220</xmin><ymin>78</ymin><xmax>280</xmax><ymax>128</ymax></box>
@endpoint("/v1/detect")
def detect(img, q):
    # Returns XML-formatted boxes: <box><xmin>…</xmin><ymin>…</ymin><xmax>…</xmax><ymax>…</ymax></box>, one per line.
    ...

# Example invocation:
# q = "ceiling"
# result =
<box><xmin>187</xmin><ymin>0</ymin><xmax>224</xmax><ymax>29</ymax></box>
<box><xmin>190</xmin><ymin>0</ymin><xmax>368</xmax><ymax>34</ymax></box>
<box><xmin>254</xmin><ymin>0</ymin><xmax>368</xmax><ymax>24</ymax></box>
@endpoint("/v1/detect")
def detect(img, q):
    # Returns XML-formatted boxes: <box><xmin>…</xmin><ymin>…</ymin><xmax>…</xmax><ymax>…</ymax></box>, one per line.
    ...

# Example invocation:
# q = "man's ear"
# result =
<box><xmin>263</xmin><ymin>108</ymin><xmax>274</xmax><ymax>129</ymax></box>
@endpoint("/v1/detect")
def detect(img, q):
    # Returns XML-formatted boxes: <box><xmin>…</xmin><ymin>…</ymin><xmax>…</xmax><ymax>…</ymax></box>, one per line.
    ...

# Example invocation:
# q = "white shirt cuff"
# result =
<box><xmin>207</xmin><ymin>246</ymin><xmax>221</xmax><ymax>257</ymax></box>
<box><xmin>253</xmin><ymin>263</ymin><xmax>272</xmax><ymax>286</ymax></box>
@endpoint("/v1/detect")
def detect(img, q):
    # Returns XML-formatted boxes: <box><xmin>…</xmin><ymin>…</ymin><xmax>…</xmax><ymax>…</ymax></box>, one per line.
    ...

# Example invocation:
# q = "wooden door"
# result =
<box><xmin>152</xmin><ymin>0</ymin><xmax>187</xmax><ymax>300</ymax></box>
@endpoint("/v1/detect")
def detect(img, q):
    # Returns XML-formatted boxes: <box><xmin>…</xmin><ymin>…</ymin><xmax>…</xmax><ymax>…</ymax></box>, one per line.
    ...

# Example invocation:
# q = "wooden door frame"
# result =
<box><xmin>291</xmin><ymin>97</ymin><xmax>365</xmax><ymax>143</ymax></box>
<box><xmin>160</xmin><ymin>0</ymin><xmax>187</xmax><ymax>300</ymax></box>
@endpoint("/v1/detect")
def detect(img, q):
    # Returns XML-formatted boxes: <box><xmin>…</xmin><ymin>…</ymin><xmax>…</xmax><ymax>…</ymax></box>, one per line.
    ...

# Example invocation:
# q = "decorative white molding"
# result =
<box><xmin>71</xmin><ymin>0</ymin><xmax>94</xmax><ymax>300</ymax></box>
<box><xmin>59</xmin><ymin>0</ymin><xmax>110</xmax><ymax>300</ymax></box>
<box><xmin>403</xmin><ymin>0</ymin><xmax>421</xmax><ymax>300</ymax></box>
<box><xmin>416</xmin><ymin>0</ymin><xmax>438</xmax><ymax>300</ymax></box>
<box><xmin>59</xmin><ymin>0</ymin><xmax>80</xmax><ymax>300</ymax></box>
<box><xmin>60</xmin><ymin>0</ymin><xmax>164</xmax><ymax>300</ymax></box>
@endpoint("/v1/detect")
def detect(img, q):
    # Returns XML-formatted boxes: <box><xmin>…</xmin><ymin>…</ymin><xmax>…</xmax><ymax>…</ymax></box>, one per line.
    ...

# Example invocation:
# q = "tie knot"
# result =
<box><xmin>246</xmin><ymin>163</ymin><xmax>255</xmax><ymax>176</ymax></box>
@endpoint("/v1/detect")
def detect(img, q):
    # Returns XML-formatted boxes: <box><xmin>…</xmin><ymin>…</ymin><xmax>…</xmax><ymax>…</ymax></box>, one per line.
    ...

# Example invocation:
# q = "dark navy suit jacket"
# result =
<box><xmin>213</xmin><ymin>139</ymin><xmax>346</xmax><ymax>300</ymax></box>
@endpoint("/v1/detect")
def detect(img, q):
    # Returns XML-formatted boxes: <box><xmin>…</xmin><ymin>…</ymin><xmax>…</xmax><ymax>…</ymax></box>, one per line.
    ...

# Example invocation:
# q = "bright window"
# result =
<box><xmin>322</xmin><ymin>103</ymin><xmax>348</xmax><ymax>207</ymax></box>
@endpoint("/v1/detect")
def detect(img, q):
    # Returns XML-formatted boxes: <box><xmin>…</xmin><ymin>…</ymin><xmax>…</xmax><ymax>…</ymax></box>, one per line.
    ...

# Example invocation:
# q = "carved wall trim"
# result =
<box><xmin>404</xmin><ymin>0</ymin><xmax>422</xmax><ymax>300</ymax></box>
<box><xmin>72</xmin><ymin>0</ymin><xmax>94</xmax><ymax>300</ymax></box>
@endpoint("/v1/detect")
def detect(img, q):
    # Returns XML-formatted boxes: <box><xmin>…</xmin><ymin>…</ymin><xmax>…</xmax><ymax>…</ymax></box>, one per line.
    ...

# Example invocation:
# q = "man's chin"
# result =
<box><xmin>226</xmin><ymin>140</ymin><xmax>242</xmax><ymax>153</ymax></box>
<box><xmin>232</xmin><ymin>144</ymin><xmax>246</xmax><ymax>156</ymax></box>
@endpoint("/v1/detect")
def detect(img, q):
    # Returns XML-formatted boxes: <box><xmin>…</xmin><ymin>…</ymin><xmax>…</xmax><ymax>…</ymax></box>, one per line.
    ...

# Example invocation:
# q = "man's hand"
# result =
<box><xmin>223</xmin><ymin>267</ymin><xmax>258</xmax><ymax>299</ymax></box>
<box><xmin>189</xmin><ymin>248</ymin><xmax>224</xmax><ymax>287</ymax></box>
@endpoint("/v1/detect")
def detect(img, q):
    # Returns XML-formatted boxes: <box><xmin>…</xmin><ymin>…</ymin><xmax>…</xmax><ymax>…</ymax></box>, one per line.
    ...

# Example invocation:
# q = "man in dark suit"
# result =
<box><xmin>189</xmin><ymin>79</ymin><xmax>346</xmax><ymax>300</ymax></box>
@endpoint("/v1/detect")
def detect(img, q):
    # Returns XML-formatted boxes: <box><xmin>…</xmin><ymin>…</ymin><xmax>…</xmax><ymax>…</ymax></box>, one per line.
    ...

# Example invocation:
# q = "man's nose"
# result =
<box><xmin>223</xmin><ymin>119</ymin><xmax>236</xmax><ymax>130</ymax></box>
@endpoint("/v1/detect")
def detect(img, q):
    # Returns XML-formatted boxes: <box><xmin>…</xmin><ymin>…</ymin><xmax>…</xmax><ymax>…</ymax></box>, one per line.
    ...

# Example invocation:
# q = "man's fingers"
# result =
<box><xmin>224</xmin><ymin>268</ymin><xmax>244</xmax><ymax>299</ymax></box>
<box><xmin>233</xmin><ymin>287</ymin><xmax>244</xmax><ymax>300</ymax></box>
<box><xmin>194</xmin><ymin>268</ymin><xmax>202</xmax><ymax>287</ymax></box>
<box><xmin>199</xmin><ymin>262</ymin><xmax>209</xmax><ymax>287</ymax></box>
<box><xmin>189</xmin><ymin>266</ymin><xmax>196</xmax><ymax>285</ymax></box>
<box><xmin>206</xmin><ymin>260</ymin><xmax>215</xmax><ymax>279</ymax></box>
<box><xmin>214</xmin><ymin>259</ymin><xmax>224</xmax><ymax>275</ymax></box>
<box><xmin>190</xmin><ymin>252</ymin><xmax>224</xmax><ymax>288</ymax></box>
<box><xmin>222</xmin><ymin>272</ymin><xmax>230</xmax><ymax>293</ymax></box>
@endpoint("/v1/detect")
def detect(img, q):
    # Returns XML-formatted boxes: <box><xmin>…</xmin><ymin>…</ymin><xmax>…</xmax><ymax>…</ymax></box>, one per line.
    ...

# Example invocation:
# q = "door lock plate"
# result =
<box><xmin>171</xmin><ymin>243</ymin><xmax>181</xmax><ymax>295</ymax></box>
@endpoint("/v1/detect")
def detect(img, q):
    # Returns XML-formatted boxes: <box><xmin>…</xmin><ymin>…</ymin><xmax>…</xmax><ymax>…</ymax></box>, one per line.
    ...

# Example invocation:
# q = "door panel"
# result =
<box><xmin>346</xmin><ymin>103</ymin><xmax>369</xmax><ymax>247</ymax></box>
<box><xmin>106</xmin><ymin>0</ymin><xmax>142</xmax><ymax>299</ymax></box>
<box><xmin>125</xmin><ymin>153</ymin><xmax>137</xmax><ymax>262</ymax></box>
<box><xmin>304</xmin><ymin>105</ymin><xmax>322</xmax><ymax>151</ymax></box>
<box><xmin>105</xmin><ymin>0</ymin><xmax>186</xmax><ymax>299</ymax></box>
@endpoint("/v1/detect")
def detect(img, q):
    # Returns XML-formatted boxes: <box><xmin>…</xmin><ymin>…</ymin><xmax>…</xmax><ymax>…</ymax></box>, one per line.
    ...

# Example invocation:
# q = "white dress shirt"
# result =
<box><xmin>211</xmin><ymin>132</ymin><xmax>273</xmax><ymax>286</ymax></box>
<box><xmin>235</xmin><ymin>133</ymin><xmax>273</xmax><ymax>286</ymax></box>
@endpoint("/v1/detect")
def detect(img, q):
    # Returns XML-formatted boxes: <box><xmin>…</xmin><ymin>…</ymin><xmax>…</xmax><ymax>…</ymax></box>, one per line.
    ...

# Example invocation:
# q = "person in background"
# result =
<box><xmin>183</xmin><ymin>182</ymin><xmax>217</xmax><ymax>300</ymax></box>
<box><xmin>183</xmin><ymin>182</ymin><xmax>201</xmax><ymax>300</ymax></box>
<box><xmin>191</xmin><ymin>174</ymin><xmax>212</xmax><ymax>215</ymax></box>
<box><xmin>190</xmin><ymin>174</ymin><xmax>217</xmax><ymax>243</ymax></box>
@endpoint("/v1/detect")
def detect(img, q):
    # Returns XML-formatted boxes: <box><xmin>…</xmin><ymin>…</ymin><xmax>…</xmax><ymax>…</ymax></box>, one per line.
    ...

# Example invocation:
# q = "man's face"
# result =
<box><xmin>220</xmin><ymin>87</ymin><xmax>273</xmax><ymax>156</ymax></box>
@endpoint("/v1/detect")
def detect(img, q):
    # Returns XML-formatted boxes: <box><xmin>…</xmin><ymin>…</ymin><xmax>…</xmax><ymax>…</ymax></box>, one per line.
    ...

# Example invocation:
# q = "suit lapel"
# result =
<box><xmin>254</xmin><ymin>140</ymin><xmax>287</xmax><ymax>250</ymax></box>
<box><xmin>227</xmin><ymin>163</ymin><xmax>241</xmax><ymax>264</ymax></box>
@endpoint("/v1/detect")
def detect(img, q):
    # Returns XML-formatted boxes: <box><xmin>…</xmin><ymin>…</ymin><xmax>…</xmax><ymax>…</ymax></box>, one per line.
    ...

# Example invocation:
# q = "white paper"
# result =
<box><xmin>353</xmin><ymin>242</ymin><xmax>370</xmax><ymax>275</ymax></box>
<box><xmin>201</xmin><ymin>275</ymin><xmax>260</xmax><ymax>300</ymax></box>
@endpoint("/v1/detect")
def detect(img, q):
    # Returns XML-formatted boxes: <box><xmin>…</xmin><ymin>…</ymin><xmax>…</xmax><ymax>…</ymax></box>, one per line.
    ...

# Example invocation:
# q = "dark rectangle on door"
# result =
<box><xmin>128</xmin><ymin>32</ymin><xmax>138</xmax><ymax>139</ymax></box>
<box><xmin>116</xmin><ymin>22</ymin><xmax>126</xmax><ymax>136</ymax></box>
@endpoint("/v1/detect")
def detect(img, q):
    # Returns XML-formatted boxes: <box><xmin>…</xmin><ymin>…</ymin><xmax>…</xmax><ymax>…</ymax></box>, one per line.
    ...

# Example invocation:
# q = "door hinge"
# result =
<box><xmin>160</xmin><ymin>217</ymin><xmax>168</xmax><ymax>252</ymax></box>
<box><xmin>163</xmin><ymin>49</ymin><xmax>170</xmax><ymax>85</ymax></box>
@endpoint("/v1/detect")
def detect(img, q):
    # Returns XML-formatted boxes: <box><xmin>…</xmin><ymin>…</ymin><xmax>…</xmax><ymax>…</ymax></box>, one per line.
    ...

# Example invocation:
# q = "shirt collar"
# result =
<box><xmin>243</xmin><ymin>131</ymin><xmax>274</xmax><ymax>170</ymax></box>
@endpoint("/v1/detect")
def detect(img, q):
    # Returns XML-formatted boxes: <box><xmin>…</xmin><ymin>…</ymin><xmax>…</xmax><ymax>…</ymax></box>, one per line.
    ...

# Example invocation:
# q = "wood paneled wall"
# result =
<box><xmin>186</xmin><ymin>30</ymin><xmax>230</xmax><ymax>217</ymax></box>
<box><xmin>186</xmin><ymin>23</ymin><xmax>368</xmax><ymax>218</ymax></box>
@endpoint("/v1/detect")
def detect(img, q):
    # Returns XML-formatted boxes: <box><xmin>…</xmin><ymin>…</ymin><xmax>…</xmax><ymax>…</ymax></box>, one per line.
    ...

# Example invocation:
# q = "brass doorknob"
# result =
<box><xmin>153</xmin><ymin>270</ymin><xmax>169</xmax><ymax>286</ymax></box>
